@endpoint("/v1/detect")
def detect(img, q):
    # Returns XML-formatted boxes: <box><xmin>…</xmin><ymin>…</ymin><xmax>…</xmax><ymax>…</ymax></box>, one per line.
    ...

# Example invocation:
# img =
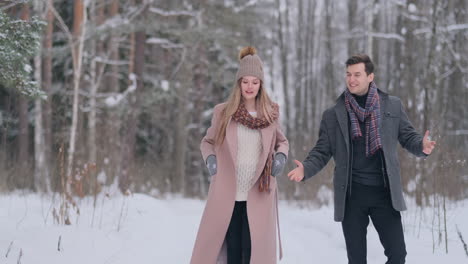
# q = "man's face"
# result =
<box><xmin>346</xmin><ymin>63</ymin><xmax>374</xmax><ymax>96</ymax></box>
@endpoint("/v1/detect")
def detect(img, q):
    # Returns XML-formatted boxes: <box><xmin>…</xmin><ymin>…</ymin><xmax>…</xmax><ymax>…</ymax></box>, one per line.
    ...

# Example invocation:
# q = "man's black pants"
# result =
<box><xmin>226</xmin><ymin>201</ymin><xmax>251</xmax><ymax>264</ymax></box>
<box><xmin>342</xmin><ymin>183</ymin><xmax>407</xmax><ymax>264</ymax></box>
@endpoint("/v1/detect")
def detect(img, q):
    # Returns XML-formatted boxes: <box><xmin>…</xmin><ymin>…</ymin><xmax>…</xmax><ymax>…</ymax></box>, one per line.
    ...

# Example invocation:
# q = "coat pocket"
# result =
<box><xmin>333</xmin><ymin>166</ymin><xmax>347</xmax><ymax>191</ymax></box>
<box><xmin>383</xmin><ymin>111</ymin><xmax>399</xmax><ymax>119</ymax></box>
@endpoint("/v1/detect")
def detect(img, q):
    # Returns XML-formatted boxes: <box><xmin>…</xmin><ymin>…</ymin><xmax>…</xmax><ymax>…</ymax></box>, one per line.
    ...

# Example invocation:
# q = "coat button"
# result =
<box><xmin>341</xmin><ymin>185</ymin><xmax>345</xmax><ymax>190</ymax></box>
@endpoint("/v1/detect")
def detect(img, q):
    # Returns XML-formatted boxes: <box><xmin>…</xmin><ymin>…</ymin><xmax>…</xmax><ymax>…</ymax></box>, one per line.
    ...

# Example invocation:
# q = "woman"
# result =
<box><xmin>190</xmin><ymin>46</ymin><xmax>289</xmax><ymax>264</ymax></box>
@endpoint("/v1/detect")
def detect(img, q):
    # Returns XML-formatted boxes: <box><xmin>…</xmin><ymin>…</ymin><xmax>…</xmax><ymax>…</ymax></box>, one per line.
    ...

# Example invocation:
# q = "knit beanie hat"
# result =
<box><xmin>235</xmin><ymin>46</ymin><xmax>264</xmax><ymax>82</ymax></box>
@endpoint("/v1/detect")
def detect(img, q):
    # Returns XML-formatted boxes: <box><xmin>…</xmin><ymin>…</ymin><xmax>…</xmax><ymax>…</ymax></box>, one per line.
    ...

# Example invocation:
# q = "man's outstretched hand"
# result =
<box><xmin>287</xmin><ymin>160</ymin><xmax>305</xmax><ymax>182</ymax></box>
<box><xmin>422</xmin><ymin>130</ymin><xmax>436</xmax><ymax>155</ymax></box>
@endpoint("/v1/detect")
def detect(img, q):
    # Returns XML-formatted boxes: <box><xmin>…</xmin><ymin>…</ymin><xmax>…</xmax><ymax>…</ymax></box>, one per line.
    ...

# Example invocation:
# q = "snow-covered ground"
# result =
<box><xmin>1</xmin><ymin>192</ymin><xmax>467</xmax><ymax>263</ymax></box>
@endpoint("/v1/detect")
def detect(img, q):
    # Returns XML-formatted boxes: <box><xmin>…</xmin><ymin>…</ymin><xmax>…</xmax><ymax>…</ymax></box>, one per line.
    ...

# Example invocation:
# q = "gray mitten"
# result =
<box><xmin>271</xmin><ymin>152</ymin><xmax>287</xmax><ymax>177</ymax></box>
<box><xmin>206</xmin><ymin>155</ymin><xmax>217</xmax><ymax>176</ymax></box>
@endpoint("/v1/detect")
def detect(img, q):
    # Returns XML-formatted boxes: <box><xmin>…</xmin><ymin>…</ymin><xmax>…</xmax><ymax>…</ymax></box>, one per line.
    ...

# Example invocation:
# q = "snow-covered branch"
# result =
<box><xmin>370</xmin><ymin>32</ymin><xmax>405</xmax><ymax>43</ymax></box>
<box><xmin>446</xmin><ymin>24</ymin><xmax>468</xmax><ymax>32</ymax></box>
<box><xmin>447</xmin><ymin>130</ymin><xmax>468</xmax><ymax>136</ymax></box>
<box><xmin>330</xmin><ymin>31</ymin><xmax>405</xmax><ymax>43</ymax></box>
<box><xmin>104</xmin><ymin>73</ymin><xmax>137</xmax><ymax>107</ymax></box>
<box><xmin>401</xmin><ymin>12</ymin><xmax>429</xmax><ymax>23</ymax></box>
<box><xmin>232</xmin><ymin>0</ymin><xmax>258</xmax><ymax>13</ymax></box>
<box><xmin>146</xmin><ymin>38</ymin><xmax>184</xmax><ymax>49</ymax></box>
<box><xmin>414</xmin><ymin>24</ymin><xmax>468</xmax><ymax>35</ymax></box>
<box><xmin>93</xmin><ymin>56</ymin><xmax>129</xmax><ymax>66</ymax></box>
<box><xmin>94</xmin><ymin>14</ymin><xmax>129</xmax><ymax>31</ymax></box>
<box><xmin>149</xmin><ymin>7</ymin><xmax>198</xmax><ymax>17</ymax></box>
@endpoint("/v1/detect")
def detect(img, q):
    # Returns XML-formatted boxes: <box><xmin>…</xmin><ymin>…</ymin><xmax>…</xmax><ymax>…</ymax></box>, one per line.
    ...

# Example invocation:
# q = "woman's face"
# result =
<box><xmin>240</xmin><ymin>76</ymin><xmax>261</xmax><ymax>101</ymax></box>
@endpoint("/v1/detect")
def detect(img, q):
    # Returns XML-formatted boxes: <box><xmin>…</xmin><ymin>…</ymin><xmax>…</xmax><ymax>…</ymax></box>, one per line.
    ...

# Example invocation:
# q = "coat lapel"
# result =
<box><xmin>335</xmin><ymin>96</ymin><xmax>350</xmax><ymax>151</ymax></box>
<box><xmin>379</xmin><ymin>90</ymin><xmax>389</xmax><ymax>143</ymax></box>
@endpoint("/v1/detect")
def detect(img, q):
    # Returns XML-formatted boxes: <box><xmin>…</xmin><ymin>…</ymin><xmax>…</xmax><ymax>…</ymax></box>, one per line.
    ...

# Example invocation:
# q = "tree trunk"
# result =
<box><xmin>119</xmin><ymin>5</ymin><xmax>146</xmax><ymax>192</ymax></box>
<box><xmin>347</xmin><ymin>0</ymin><xmax>358</xmax><ymax>54</ymax></box>
<box><xmin>29</xmin><ymin>0</ymin><xmax>50</xmax><ymax>192</ymax></box>
<box><xmin>106</xmin><ymin>0</ymin><xmax>121</xmax><ymax>184</ymax></box>
<box><xmin>42</xmin><ymin>0</ymin><xmax>54</xmax><ymax>173</ymax></box>
<box><xmin>17</xmin><ymin>97</ymin><xmax>29</xmax><ymax>187</ymax></box>
<box><xmin>371</xmin><ymin>0</ymin><xmax>380</xmax><ymax>71</ymax></box>
<box><xmin>292</xmin><ymin>0</ymin><xmax>305</xmax><ymax>157</ymax></box>
<box><xmin>366</xmin><ymin>0</ymin><xmax>375</xmax><ymax>58</ymax></box>
<box><xmin>324</xmin><ymin>0</ymin><xmax>336</xmax><ymax>98</ymax></box>
<box><xmin>306</xmin><ymin>0</ymin><xmax>316</xmax><ymax>136</ymax></box>
<box><xmin>275</xmin><ymin>0</ymin><xmax>290</xmax><ymax>136</ymax></box>
<box><xmin>172</xmin><ymin>48</ymin><xmax>191</xmax><ymax>195</ymax></box>
<box><xmin>88</xmin><ymin>0</ymin><xmax>105</xmax><ymax>165</ymax></box>
<box><xmin>67</xmin><ymin>0</ymin><xmax>86</xmax><ymax>191</ymax></box>
<box><xmin>17</xmin><ymin>3</ymin><xmax>31</xmax><ymax>188</ymax></box>
<box><xmin>34</xmin><ymin>53</ymin><xmax>49</xmax><ymax>192</ymax></box>
<box><xmin>402</xmin><ymin>0</ymin><xmax>423</xmax><ymax>206</ymax></box>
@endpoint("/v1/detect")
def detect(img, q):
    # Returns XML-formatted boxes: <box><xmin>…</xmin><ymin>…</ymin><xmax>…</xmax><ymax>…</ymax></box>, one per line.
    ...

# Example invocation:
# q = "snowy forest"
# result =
<box><xmin>1</xmin><ymin>0</ymin><xmax>466</xmax><ymax>202</ymax></box>
<box><xmin>1</xmin><ymin>0</ymin><xmax>468</xmax><ymax>263</ymax></box>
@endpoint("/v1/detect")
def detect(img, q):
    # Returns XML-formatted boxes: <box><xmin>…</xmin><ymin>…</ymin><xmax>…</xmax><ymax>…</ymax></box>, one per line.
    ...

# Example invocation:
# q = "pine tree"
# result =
<box><xmin>0</xmin><ymin>10</ymin><xmax>44</xmax><ymax>97</ymax></box>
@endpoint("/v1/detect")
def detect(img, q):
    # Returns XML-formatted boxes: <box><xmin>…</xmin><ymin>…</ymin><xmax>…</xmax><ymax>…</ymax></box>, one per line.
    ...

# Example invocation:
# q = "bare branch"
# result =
<box><xmin>170</xmin><ymin>47</ymin><xmax>187</xmax><ymax>80</ymax></box>
<box><xmin>48</xmin><ymin>2</ymin><xmax>76</xmax><ymax>66</ymax></box>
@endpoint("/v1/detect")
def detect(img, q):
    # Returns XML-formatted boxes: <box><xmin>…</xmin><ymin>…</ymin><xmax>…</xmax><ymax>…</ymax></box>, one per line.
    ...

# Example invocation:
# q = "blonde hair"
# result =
<box><xmin>215</xmin><ymin>78</ymin><xmax>276</xmax><ymax>145</ymax></box>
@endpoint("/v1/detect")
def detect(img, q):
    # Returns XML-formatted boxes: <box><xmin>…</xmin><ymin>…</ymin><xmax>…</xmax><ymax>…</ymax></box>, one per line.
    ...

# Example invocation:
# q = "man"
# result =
<box><xmin>287</xmin><ymin>54</ymin><xmax>436</xmax><ymax>264</ymax></box>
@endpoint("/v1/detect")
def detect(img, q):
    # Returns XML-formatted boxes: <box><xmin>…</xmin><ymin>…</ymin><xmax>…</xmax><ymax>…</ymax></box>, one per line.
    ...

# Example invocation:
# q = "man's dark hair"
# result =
<box><xmin>345</xmin><ymin>54</ymin><xmax>374</xmax><ymax>75</ymax></box>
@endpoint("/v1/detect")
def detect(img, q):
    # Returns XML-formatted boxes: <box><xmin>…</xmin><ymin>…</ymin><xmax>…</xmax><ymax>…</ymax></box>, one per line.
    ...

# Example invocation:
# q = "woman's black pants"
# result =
<box><xmin>226</xmin><ymin>201</ymin><xmax>251</xmax><ymax>264</ymax></box>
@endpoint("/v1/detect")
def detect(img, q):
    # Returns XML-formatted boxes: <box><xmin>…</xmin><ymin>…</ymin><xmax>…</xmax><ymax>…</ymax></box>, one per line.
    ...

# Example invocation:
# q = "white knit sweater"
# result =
<box><xmin>235</xmin><ymin>112</ymin><xmax>263</xmax><ymax>201</ymax></box>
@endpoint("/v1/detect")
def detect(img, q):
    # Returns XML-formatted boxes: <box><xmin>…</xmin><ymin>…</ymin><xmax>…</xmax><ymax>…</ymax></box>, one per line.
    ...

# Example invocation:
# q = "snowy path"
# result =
<box><xmin>1</xmin><ymin>193</ymin><xmax>467</xmax><ymax>263</ymax></box>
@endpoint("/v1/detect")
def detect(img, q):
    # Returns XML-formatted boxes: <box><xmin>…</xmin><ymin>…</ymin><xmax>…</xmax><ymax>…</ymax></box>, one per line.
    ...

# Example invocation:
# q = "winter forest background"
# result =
<box><xmin>1</xmin><ymin>0</ymin><xmax>468</xmax><ymax>262</ymax></box>
<box><xmin>2</xmin><ymin>0</ymin><xmax>467</xmax><ymax>202</ymax></box>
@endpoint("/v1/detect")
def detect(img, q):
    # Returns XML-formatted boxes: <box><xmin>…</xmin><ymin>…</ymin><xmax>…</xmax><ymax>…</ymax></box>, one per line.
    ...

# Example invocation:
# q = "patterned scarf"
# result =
<box><xmin>232</xmin><ymin>102</ymin><xmax>278</xmax><ymax>192</ymax></box>
<box><xmin>344</xmin><ymin>81</ymin><xmax>382</xmax><ymax>157</ymax></box>
<box><xmin>232</xmin><ymin>102</ymin><xmax>278</xmax><ymax>129</ymax></box>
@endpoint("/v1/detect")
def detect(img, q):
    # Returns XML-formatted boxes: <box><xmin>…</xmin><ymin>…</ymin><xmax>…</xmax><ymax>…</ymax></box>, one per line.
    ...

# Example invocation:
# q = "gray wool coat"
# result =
<box><xmin>303</xmin><ymin>89</ymin><xmax>427</xmax><ymax>222</ymax></box>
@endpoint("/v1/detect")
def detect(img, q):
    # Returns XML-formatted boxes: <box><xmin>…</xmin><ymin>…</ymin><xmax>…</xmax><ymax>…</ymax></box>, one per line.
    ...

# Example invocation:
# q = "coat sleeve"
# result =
<box><xmin>200</xmin><ymin>104</ymin><xmax>223</xmax><ymax>162</ymax></box>
<box><xmin>275</xmin><ymin>122</ymin><xmax>289</xmax><ymax>158</ymax></box>
<box><xmin>303</xmin><ymin>111</ymin><xmax>333</xmax><ymax>181</ymax></box>
<box><xmin>397</xmin><ymin>100</ymin><xmax>427</xmax><ymax>157</ymax></box>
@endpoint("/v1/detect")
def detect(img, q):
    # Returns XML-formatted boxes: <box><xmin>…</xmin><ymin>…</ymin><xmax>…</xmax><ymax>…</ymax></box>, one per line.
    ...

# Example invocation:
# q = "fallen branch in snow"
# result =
<box><xmin>57</xmin><ymin>235</ymin><xmax>62</xmax><ymax>252</ymax></box>
<box><xmin>117</xmin><ymin>190</ymin><xmax>131</xmax><ymax>232</ymax></box>
<box><xmin>17</xmin><ymin>249</ymin><xmax>22</xmax><ymax>264</ymax></box>
<box><xmin>5</xmin><ymin>240</ymin><xmax>13</xmax><ymax>258</ymax></box>
<box><xmin>456</xmin><ymin>225</ymin><xmax>468</xmax><ymax>258</ymax></box>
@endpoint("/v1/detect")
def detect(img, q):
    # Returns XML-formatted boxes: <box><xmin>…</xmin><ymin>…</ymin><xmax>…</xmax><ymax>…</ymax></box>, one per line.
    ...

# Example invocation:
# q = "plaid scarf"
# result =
<box><xmin>232</xmin><ymin>102</ymin><xmax>278</xmax><ymax>192</ymax></box>
<box><xmin>344</xmin><ymin>82</ymin><xmax>382</xmax><ymax>157</ymax></box>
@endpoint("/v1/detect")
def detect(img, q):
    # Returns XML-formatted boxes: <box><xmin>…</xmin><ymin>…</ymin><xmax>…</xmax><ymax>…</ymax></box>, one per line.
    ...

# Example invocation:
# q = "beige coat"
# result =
<box><xmin>191</xmin><ymin>103</ymin><xmax>289</xmax><ymax>264</ymax></box>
